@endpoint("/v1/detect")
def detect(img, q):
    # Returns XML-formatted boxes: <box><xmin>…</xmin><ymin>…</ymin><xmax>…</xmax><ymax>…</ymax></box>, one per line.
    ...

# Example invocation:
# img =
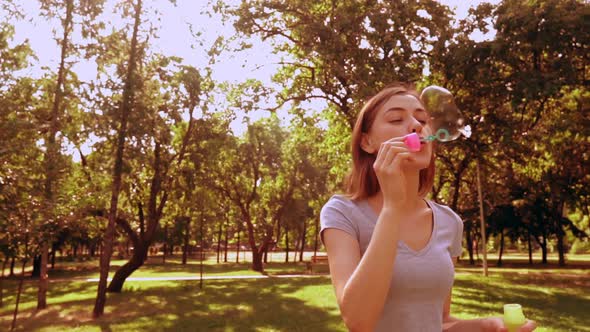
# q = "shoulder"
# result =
<box><xmin>321</xmin><ymin>194</ymin><xmax>357</xmax><ymax>214</ymax></box>
<box><xmin>320</xmin><ymin>194</ymin><xmax>362</xmax><ymax>228</ymax></box>
<box><xmin>320</xmin><ymin>194</ymin><xmax>361</xmax><ymax>241</ymax></box>
<box><xmin>428</xmin><ymin>200</ymin><xmax>463</xmax><ymax>228</ymax></box>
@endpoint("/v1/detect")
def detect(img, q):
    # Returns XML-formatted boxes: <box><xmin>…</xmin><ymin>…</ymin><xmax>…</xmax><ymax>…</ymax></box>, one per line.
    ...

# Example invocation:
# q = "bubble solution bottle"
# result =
<box><xmin>503</xmin><ymin>304</ymin><xmax>527</xmax><ymax>332</ymax></box>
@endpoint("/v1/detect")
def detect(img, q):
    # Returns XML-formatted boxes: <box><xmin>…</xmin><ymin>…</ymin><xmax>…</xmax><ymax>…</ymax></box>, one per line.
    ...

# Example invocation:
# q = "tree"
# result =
<box><xmin>429</xmin><ymin>0</ymin><xmax>588</xmax><ymax>266</ymax></box>
<box><xmin>207</xmin><ymin>115</ymin><xmax>286</xmax><ymax>272</ymax></box>
<box><xmin>229</xmin><ymin>0</ymin><xmax>455</xmax><ymax>127</ymax></box>
<box><xmin>489</xmin><ymin>0</ymin><xmax>589</xmax><ymax>265</ymax></box>
<box><xmin>94</xmin><ymin>0</ymin><xmax>144</xmax><ymax>317</ymax></box>
<box><xmin>36</xmin><ymin>0</ymin><xmax>75</xmax><ymax>310</ymax></box>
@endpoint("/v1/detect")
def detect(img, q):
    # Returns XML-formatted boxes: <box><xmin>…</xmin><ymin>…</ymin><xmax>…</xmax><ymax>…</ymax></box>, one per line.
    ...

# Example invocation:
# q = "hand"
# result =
<box><xmin>482</xmin><ymin>317</ymin><xmax>537</xmax><ymax>332</ymax></box>
<box><xmin>372</xmin><ymin>136</ymin><xmax>415</xmax><ymax>209</ymax></box>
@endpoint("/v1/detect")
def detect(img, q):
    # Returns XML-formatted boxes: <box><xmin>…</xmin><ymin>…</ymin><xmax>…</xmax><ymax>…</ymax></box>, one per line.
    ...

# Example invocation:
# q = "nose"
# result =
<box><xmin>410</xmin><ymin>118</ymin><xmax>423</xmax><ymax>134</ymax></box>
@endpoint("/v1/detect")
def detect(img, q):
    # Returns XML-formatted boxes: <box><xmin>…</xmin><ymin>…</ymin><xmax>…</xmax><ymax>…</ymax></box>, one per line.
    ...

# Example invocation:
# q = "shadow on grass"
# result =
<box><xmin>0</xmin><ymin>277</ymin><xmax>344</xmax><ymax>332</ymax></box>
<box><xmin>452</xmin><ymin>274</ymin><xmax>590</xmax><ymax>331</ymax></box>
<box><xmin>456</xmin><ymin>258</ymin><xmax>590</xmax><ymax>270</ymax></box>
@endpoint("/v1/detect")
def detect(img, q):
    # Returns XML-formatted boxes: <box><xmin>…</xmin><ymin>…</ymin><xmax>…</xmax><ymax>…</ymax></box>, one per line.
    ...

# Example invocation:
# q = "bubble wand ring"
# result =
<box><xmin>403</xmin><ymin>129</ymin><xmax>452</xmax><ymax>152</ymax></box>
<box><xmin>420</xmin><ymin>128</ymin><xmax>451</xmax><ymax>142</ymax></box>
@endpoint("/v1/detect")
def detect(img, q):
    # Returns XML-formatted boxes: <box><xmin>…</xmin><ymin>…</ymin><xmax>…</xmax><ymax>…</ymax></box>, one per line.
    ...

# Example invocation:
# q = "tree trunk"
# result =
<box><xmin>9</xmin><ymin>257</ymin><xmax>15</xmax><ymax>277</ymax></box>
<box><xmin>32</xmin><ymin>255</ymin><xmax>41</xmax><ymax>278</ymax></box>
<box><xmin>285</xmin><ymin>226</ymin><xmax>289</xmax><ymax>263</ymax></box>
<box><xmin>93</xmin><ymin>0</ymin><xmax>143</xmax><ymax>318</ymax></box>
<box><xmin>293</xmin><ymin>238</ymin><xmax>298</xmax><ymax>262</ymax></box>
<box><xmin>527</xmin><ymin>231</ymin><xmax>533</xmax><ymax>265</ymax></box>
<box><xmin>556</xmin><ymin>229</ymin><xmax>566</xmax><ymax>266</ymax></box>
<box><xmin>241</xmin><ymin>210</ymin><xmax>265</xmax><ymax>272</ymax></box>
<box><xmin>555</xmin><ymin>202</ymin><xmax>566</xmax><ymax>266</ymax></box>
<box><xmin>183</xmin><ymin>217</ymin><xmax>191</xmax><ymax>265</ymax></box>
<box><xmin>466</xmin><ymin>224</ymin><xmax>475</xmax><ymax>265</ymax></box>
<box><xmin>313</xmin><ymin>217</ymin><xmax>319</xmax><ymax>257</ymax></box>
<box><xmin>11</xmin><ymin>260</ymin><xmax>27</xmax><ymax>331</ymax></box>
<box><xmin>37</xmin><ymin>242</ymin><xmax>49</xmax><ymax>310</ymax></box>
<box><xmin>50</xmin><ymin>245</ymin><xmax>56</xmax><ymax>269</ymax></box>
<box><xmin>0</xmin><ymin>258</ymin><xmax>7</xmax><ymax>307</ymax></box>
<box><xmin>263</xmin><ymin>246</ymin><xmax>268</xmax><ymax>264</ymax></box>
<box><xmin>236</xmin><ymin>227</ymin><xmax>241</xmax><ymax>264</ymax></box>
<box><xmin>107</xmin><ymin>244</ymin><xmax>148</xmax><ymax>293</ymax></box>
<box><xmin>299</xmin><ymin>219</ymin><xmax>307</xmax><ymax>262</ymax></box>
<box><xmin>252</xmin><ymin>250</ymin><xmax>264</xmax><ymax>272</ymax></box>
<box><xmin>497</xmin><ymin>231</ymin><xmax>504</xmax><ymax>267</ymax></box>
<box><xmin>199</xmin><ymin>210</ymin><xmax>204</xmax><ymax>290</ymax></box>
<box><xmin>541</xmin><ymin>234</ymin><xmax>548</xmax><ymax>264</ymax></box>
<box><xmin>223</xmin><ymin>222</ymin><xmax>228</xmax><ymax>263</ymax></box>
<box><xmin>163</xmin><ymin>224</ymin><xmax>167</xmax><ymax>264</ymax></box>
<box><xmin>216</xmin><ymin>221</ymin><xmax>222</xmax><ymax>264</ymax></box>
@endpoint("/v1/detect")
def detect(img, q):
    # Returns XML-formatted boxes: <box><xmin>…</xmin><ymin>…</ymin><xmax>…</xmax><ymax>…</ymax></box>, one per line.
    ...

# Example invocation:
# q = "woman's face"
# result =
<box><xmin>361</xmin><ymin>94</ymin><xmax>433</xmax><ymax>170</ymax></box>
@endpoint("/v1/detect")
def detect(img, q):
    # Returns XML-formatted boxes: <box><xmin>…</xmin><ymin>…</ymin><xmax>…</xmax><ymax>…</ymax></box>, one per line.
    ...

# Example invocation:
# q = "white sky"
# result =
<box><xmin>5</xmin><ymin>0</ymin><xmax>497</xmax><ymax>160</ymax></box>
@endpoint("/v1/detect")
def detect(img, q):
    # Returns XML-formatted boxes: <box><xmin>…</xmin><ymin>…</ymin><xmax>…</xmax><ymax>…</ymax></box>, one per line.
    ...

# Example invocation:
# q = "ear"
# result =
<box><xmin>360</xmin><ymin>133</ymin><xmax>376</xmax><ymax>154</ymax></box>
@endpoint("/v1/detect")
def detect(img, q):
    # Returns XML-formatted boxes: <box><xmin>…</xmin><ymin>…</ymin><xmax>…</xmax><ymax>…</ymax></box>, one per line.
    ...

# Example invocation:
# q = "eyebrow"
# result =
<box><xmin>385</xmin><ymin>107</ymin><xmax>426</xmax><ymax>113</ymax></box>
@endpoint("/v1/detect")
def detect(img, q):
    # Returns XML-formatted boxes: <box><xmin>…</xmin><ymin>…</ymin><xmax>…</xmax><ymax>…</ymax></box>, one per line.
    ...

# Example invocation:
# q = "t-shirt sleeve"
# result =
<box><xmin>319</xmin><ymin>198</ymin><xmax>358</xmax><ymax>246</ymax></box>
<box><xmin>450</xmin><ymin>213</ymin><xmax>464</xmax><ymax>257</ymax></box>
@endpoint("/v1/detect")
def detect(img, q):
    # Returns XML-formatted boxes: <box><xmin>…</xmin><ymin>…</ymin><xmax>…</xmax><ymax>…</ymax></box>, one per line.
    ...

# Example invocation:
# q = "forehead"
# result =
<box><xmin>379</xmin><ymin>94</ymin><xmax>425</xmax><ymax>114</ymax></box>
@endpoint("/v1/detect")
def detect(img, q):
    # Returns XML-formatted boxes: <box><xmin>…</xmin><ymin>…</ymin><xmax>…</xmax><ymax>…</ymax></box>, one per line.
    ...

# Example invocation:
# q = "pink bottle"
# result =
<box><xmin>403</xmin><ymin>133</ymin><xmax>422</xmax><ymax>152</ymax></box>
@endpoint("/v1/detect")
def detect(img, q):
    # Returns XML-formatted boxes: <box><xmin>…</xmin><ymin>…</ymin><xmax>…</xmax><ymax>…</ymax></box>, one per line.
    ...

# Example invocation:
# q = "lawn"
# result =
<box><xmin>0</xmin><ymin>254</ymin><xmax>588</xmax><ymax>331</ymax></box>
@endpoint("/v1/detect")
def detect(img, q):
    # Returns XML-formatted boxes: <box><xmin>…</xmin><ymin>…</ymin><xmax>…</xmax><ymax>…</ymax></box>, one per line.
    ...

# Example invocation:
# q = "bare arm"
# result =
<box><xmin>323</xmin><ymin>136</ymin><xmax>419</xmax><ymax>331</ymax></box>
<box><xmin>323</xmin><ymin>207</ymin><xmax>407</xmax><ymax>332</ymax></box>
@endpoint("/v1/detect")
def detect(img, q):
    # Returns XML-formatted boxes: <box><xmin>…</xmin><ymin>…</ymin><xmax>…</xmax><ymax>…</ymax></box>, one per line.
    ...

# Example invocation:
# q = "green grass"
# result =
<box><xmin>0</xmin><ymin>254</ymin><xmax>588</xmax><ymax>331</ymax></box>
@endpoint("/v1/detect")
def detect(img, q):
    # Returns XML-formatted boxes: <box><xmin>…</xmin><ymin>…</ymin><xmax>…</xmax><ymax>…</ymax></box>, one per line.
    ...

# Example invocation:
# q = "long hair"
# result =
<box><xmin>344</xmin><ymin>83</ymin><xmax>436</xmax><ymax>201</ymax></box>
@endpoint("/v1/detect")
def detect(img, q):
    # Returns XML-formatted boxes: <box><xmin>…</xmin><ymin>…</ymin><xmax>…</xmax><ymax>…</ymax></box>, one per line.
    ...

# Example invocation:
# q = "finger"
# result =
<box><xmin>389</xmin><ymin>152</ymin><xmax>414</xmax><ymax>171</ymax></box>
<box><xmin>383</xmin><ymin>145</ymin><xmax>400</xmax><ymax>166</ymax></box>
<box><xmin>373</xmin><ymin>142</ymin><xmax>390</xmax><ymax>169</ymax></box>
<box><xmin>376</xmin><ymin>142</ymin><xmax>406</xmax><ymax>167</ymax></box>
<box><xmin>382</xmin><ymin>145</ymin><xmax>407</xmax><ymax>166</ymax></box>
<box><xmin>520</xmin><ymin>320</ymin><xmax>537</xmax><ymax>332</ymax></box>
<box><xmin>387</xmin><ymin>141</ymin><xmax>409</xmax><ymax>149</ymax></box>
<box><xmin>384</xmin><ymin>136</ymin><xmax>407</xmax><ymax>143</ymax></box>
<box><xmin>384</xmin><ymin>141</ymin><xmax>409</xmax><ymax>151</ymax></box>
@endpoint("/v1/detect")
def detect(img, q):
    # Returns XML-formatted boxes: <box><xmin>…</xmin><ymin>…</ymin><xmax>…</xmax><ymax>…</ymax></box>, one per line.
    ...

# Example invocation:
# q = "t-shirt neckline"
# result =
<box><xmin>359</xmin><ymin>198</ymin><xmax>437</xmax><ymax>256</ymax></box>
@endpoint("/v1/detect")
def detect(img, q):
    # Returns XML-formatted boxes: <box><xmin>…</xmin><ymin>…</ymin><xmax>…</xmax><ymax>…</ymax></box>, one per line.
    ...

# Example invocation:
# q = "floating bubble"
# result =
<box><xmin>419</xmin><ymin>86</ymin><xmax>471</xmax><ymax>143</ymax></box>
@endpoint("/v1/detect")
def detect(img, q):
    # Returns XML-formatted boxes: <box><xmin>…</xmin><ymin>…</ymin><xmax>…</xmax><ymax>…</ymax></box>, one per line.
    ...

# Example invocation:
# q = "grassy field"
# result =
<box><xmin>0</xmin><ymin>253</ymin><xmax>588</xmax><ymax>331</ymax></box>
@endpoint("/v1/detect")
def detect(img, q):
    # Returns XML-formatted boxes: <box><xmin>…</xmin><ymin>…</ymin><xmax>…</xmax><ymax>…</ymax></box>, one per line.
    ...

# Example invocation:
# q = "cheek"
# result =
<box><xmin>377</xmin><ymin>128</ymin><xmax>406</xmax><ymax>143</ymax></box>
<box><xmin>419</xmin><ymin>145</ymin><xmax>434</xmax><ymax>161</ymax></box>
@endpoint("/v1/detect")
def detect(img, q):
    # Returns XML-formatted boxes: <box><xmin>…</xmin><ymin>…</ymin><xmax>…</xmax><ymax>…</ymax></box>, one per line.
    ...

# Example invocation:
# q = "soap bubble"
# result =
<box><xmin>420</xmin><ymin>86</ymin><xmax>471</xmax><ymax>142</ymax></box>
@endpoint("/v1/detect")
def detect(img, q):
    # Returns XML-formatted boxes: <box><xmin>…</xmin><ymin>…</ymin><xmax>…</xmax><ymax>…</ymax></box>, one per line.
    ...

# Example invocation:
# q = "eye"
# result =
<box><xmin>388</xmin><ymin>119</ymin><xmax>403</xmax><ymax>123</ymax></box>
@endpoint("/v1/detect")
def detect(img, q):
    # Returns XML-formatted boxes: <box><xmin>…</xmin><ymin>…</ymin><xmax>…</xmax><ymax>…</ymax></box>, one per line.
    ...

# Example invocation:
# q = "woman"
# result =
<box><xmin>320</xmin><ymin>83</ymin><xmax>536</xmax><ymax>332</ymax></box>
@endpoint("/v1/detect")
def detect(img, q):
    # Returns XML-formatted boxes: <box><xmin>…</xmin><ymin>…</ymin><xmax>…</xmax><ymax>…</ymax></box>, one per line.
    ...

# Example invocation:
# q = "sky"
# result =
<box><xmin>5</xmin><ymin>0</ymin><xmax>498</xmax><ymax>160</ymax></box>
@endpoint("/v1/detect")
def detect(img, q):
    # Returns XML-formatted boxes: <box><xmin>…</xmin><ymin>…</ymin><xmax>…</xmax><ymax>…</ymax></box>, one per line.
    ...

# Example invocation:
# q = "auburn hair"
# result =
<box><xmin>344</xmin><ymin>82</ymin><xmax>436</xmax><ymax>201</ymax></box>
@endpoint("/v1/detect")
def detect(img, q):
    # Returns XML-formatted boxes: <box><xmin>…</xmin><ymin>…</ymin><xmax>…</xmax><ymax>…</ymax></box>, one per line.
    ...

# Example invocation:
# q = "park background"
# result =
<box><xmin>0</xmin><ymin>0</ymin><xmax>588</xmax><ymax>331</ymax></box>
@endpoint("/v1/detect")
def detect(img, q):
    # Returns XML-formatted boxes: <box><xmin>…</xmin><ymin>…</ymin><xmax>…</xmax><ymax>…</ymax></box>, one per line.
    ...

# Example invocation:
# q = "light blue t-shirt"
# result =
<box><xmin>320</xmin><ymin>194</ymin><xmax>463</xmax><ymax>332</ymax></box>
